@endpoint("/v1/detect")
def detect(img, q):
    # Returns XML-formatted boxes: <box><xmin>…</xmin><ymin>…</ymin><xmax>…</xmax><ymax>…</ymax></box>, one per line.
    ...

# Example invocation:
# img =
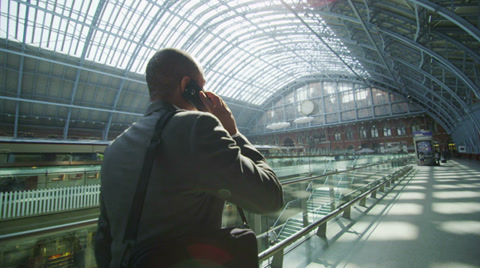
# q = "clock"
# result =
<box><xmin>300</xmin><ymin>100</ymin><xmax>315</xmax><ymax>115</ymax></box>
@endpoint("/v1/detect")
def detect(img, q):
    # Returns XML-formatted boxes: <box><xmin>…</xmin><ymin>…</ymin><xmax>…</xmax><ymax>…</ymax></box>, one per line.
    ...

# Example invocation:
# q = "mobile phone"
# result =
<box><xmin>182</xmin><ymin>79</ymin><xmax>208</xmax><ymax>111</ymax></box>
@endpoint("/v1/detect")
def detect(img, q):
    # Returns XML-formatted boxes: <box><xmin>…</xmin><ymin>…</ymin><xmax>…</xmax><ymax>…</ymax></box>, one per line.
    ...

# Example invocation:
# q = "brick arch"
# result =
<box><xmin>282</xmin><ymin>137</ymin><xmax>295</xmax><ymax>147</ymax></box>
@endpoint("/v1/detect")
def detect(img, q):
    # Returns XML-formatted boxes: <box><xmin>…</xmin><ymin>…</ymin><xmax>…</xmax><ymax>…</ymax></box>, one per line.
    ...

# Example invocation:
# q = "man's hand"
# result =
<box><xmin>200</xmin><ymin>91</ymin><xmax>239</xmax><ymax>136</ymax></box>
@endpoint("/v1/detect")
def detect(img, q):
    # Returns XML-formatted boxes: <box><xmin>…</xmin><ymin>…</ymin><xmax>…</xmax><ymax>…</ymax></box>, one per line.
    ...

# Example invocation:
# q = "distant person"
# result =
<box><xmin>94</xmin><ymin>48</ymin><xmax>284</xmax><ymax>267</ymax></box>
<box><xmin>435</xmin><ymin>151</ymin><xmax>441</xmax><ymax>165</ymax></box>
<box><xmin>441</xmin><ymin>150</ymin><xmax>448</xmax><ymax>163</ymax></box>
<box><xmin>418</xmin><ymin>152</ymin><xmax>425</xmax><ymax>165</ymax></box>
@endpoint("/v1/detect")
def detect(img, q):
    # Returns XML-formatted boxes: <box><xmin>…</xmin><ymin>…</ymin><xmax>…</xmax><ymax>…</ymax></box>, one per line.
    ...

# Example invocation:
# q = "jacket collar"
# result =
<box><xmin>144</xmin><ymin>100</ymin><xmax>176</xmax><ymax>116</ymax></box>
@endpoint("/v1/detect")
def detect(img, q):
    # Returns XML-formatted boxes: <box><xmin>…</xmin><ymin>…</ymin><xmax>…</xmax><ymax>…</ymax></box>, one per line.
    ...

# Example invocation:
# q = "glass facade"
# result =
<box><xmin>253</xmin><ymin>80</ymin><xmax>419</xmax><ymax>134</ymax></box>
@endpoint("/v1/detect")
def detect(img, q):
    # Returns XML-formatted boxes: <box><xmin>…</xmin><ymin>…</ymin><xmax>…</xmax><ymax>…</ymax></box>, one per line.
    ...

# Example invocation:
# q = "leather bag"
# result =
<box><xmin>129</xmin><ymin>227</ymin><xmax>258</xmax><ymax>268</ymax></box>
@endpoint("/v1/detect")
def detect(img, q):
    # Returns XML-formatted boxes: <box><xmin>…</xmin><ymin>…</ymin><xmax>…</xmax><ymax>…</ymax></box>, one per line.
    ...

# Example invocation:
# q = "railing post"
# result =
<box><xmin>317</xmin><ymin>222</ymin><xmax>327</xmax><ymax>237</ymax></box>
<box><xmin>342</xmin><ymin>195</ymin><xmax>351</xmax><ymax>219</ymax></box>
<box><xmin>74</xmin><ymin>187</ymin><xmax>79</xmax><ymax>209</ymax></box>
<box><xmin>371</xmin><ymin>189</ymin><xmax>377</xmax><ymax>199</ymax></box>
<box><xmin>360</xmin><ymin>196</ymin><xmax>366</xmax><ymax>207</ymax></box>
<box><xmin>271</xmin><ymin>249</ymin><xmax>284</xmax><ymax>268</ymax></box>
<box><xmin>7</xmin><ymin>192</ymin><xmax>13</xmax><ymax>218</ymax></box>
<box><xmin>40</xmin><ymin>189</ymin><xmax>45</xmax><ymax>214</ymax></box>
<box><xmin>53</xmin><ymin>188</ymin><xmax>58</xmax><ymax>212</ymax></box>
<box><xmin>95</xmin><ymin>185</ymin><xmax>100</xmax><ymax>205</ymax></box>
<box><xmin>12</xmin><ymin>191</ymin><xmax>18</xmax><ymax>218</ymax></box>
<box><xmin>68</xmin><ymin>186</ymin><xmax>73</xmax><ymax>210</ymax></box>
<box><xmin>19</xmin><ymin>191</ymin><xmax>23</xmax><ymax>217</ymax></box>
<box><xmin>343</xmin><ymin>206</ymin><xmax>351</xmax><ymax>219</ymax></box>
<box><xmin>2</xmin><ymin>192</ymin><xmax>8</xmax><ymax>219</ymax></box>
<box><xmin>0</xmin><ymin>192</ymin><xmax>3</xmax><ymax>219</ymax></box>
<box><xmin>64</xmin><ymin>187</ymin><xmax>68</xmax><ymax>210</ymax></box>
<box><xmin>301</xmin><ymin>198</ymin><xmax>309</xmax><ymax>226</ymax></box>
<box><xmin>81</xmin><ymin>185</ymin><xmax>85</xmax><ymax>207</ymax></box>
<box><xmin>24</xmin><ymin>191</ymin><xmax>29</xmax><ymax>217</ymax></box>
<box><xmin>86</xmin><ymin>185</ymin><xmax>91</xmax><ymax>206</ymax></box>
<box><xmin>33</xmin><ymin>190</ymin><xmax>38</xmax><ymax>215</ymax></box>
<box><xmin>28</xmin><ymin>190</ymin><xmax>33</xmax><ymax>216</ymax></box>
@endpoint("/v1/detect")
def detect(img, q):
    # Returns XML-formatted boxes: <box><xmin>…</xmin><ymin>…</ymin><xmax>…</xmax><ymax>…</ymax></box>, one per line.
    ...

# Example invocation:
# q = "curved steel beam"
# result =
<box><xmin>401</xmin><ymin>76</ymin><xmax>456</xmax><ymax>130</ymax></box>
<box><xmin>375</xmin><ymin>8</ymin><xmax>480</xmax><ymax>64</ymax></box>
<box><xmin>63</xmin><ymin>0</ymin><xmax>107</xmax><ymax>139</ymax></box>
<box><xmin>13</xmin><ymin>1</ymin><xmax>30</xmax><ymax>138</ymax></box>
<box><xmin>347</xmin><ymin>0</ymin><xmax>403</xmax><ymax>91</ymax></box>
<box><xmin>395</xmin><ymin>58</ymin><xmax>467</xmax><ymax>115</ymax></box>
<box><xmin>103</xmin><ymin>1</ymin><xmax>175</xmax><ymax>140</ymax></box>
<box><xmin>380</xmin><ymin>28</ymin><xmax>479</xmax><ymax>99</ymax></box>
<box><xmin>410</xmin><ymin>0</ymin><xmax>480</xmax><ymax>43</ymax></box>
<box><xmin>280</xmin><ymin>0</ymin><xmax>366</xmax><ymax>82</ymax></box>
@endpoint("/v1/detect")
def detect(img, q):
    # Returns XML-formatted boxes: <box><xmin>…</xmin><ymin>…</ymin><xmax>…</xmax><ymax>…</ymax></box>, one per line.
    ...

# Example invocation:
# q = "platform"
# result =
<box><xmin>281</xmin><ymin>159</ymin><xmax>480</xmax><ymax>268</ymax></box>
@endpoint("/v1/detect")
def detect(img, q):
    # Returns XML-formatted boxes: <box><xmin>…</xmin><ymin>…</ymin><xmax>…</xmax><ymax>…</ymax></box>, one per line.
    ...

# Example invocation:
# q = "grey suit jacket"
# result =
<box><xmin>95</xmin><ymin>100</ymin><xmax>283</xmax><ymax>267</ymax></box>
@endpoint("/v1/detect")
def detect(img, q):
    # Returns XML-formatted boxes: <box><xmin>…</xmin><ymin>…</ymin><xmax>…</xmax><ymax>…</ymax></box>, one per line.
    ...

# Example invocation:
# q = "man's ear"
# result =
<box><xmin>180</xmin><ymin>76</ymin><xmax>191</xmax><ymax>94</ymax></box>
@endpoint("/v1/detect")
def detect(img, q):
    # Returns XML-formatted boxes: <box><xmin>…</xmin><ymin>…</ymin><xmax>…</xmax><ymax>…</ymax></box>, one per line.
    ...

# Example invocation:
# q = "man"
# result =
<box><xmin>94</xmin><ymin>48</ymin><xmax>283</xmax><ymax>267</ymax></box>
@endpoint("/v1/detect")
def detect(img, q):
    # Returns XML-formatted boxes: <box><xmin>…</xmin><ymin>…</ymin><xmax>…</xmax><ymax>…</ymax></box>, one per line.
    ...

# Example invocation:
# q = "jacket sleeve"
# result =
<box><xmin>190</xmin><ymin>113</ymin><xmax>284</xmax><ymax>214</ymax></box>
<box><xmin>94</xmin><ymin>192</ymin><xmax>112</xmax><ymax>268</ymax></box>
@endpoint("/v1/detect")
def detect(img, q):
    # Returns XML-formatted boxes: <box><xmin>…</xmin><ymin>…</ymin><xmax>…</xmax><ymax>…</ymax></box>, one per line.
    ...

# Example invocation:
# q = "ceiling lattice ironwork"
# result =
<box><xmin>0</xmin><ymin>0</ymin><xmax>479</xmax><ymax>151</ymax></box>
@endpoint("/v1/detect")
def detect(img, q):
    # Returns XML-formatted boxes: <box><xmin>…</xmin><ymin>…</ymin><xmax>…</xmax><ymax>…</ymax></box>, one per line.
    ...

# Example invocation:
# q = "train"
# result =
<box><xmin>0</xmin><ymin>138</ymin><xmax>107</xmax><ymax>192</ymax></box>
<box><xmin>0</xmin><ymin>138</ymin><xmax>108</xmax><ymax>167</ymax></box>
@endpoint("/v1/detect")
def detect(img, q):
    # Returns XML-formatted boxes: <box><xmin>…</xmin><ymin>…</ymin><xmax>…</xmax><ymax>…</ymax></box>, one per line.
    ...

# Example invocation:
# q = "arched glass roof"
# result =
<box><xmin>1</xmin><ymin>0</ymin><xmax>366</xmax><ymax>106</ymax></box>
<box><xmin>0</xmin><ymin>0</ymin><xmax>479</xmax><ymax>152</ymax></box>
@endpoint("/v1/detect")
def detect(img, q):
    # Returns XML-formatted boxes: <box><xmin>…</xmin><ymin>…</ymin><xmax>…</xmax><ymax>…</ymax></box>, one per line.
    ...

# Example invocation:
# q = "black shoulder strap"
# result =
<box><xmin>238</xmin><ymin>207</ymin><xmax>249</xmax><ymax>228</ymax></box>
<box><xmin>123</xmin><ymin>110</ymin><xmax>177</xmax><ymax>242</ymax></box>
<box><xmin>123</xmin><ymin>109</ymin><xmax>250</xmax><ymax>243</ymax></box>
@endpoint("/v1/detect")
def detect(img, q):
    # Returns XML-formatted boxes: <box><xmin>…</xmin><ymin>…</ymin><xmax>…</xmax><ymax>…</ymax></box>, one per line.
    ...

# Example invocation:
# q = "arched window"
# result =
<box><xmin>411</xmin><ymin>120</ymin><xmax>420</xmax><ymax>133</ymax></box>
<box><xmin>371</xmin><ymin>125</ymin><xmax>379</xmax><ymax>138</ymax></box>
<box><xmin>383</xmin><ymin>125</ymin><xmax>392</xmax><ymax>136</ymax></box>
<box><xmin>335</xmin><ymin>132</ymin><xmax>342</xmax><ymax>141</ymax></box>
<box><xmin>346</xmin><ymin>129</ymin><xmax>354</xmax><ymax>140</ymax></box>
<box><xmin>360</xmin><ymin>127</ymin><xmax>367</xmax><ymax>139</ymax></box>
<box><xmin>397</xmin><ymin>124</ymin><xmax>406</xmax><ymax>135</ymax></box>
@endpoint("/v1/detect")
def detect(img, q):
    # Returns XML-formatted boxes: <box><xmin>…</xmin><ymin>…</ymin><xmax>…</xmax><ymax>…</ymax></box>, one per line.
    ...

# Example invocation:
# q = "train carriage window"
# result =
<box><xmin>69</xmin><ymin>173</ymin><xmax>83</xmax><ymax>180</ymax></box>
<box><xmin>86</xmin><ymin>172</ymin><xmax>99</xmax><ymax>179</ymax></box>
<box><xmin>51</xmin><ymin>174</ymin><xmax>65</xmax><ymax>182</ymax></box>
<box><xmin>71</xmin><ymin>153</ymin><xmax>97</xmax><ymax>161</ymax></box>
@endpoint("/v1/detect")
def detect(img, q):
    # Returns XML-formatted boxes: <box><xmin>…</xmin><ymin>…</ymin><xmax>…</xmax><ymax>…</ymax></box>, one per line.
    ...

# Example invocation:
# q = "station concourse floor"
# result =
<box><xmin>281</xmin><ymin>159</ymin><xmax>480</xmax><ymax>268</ymax></box>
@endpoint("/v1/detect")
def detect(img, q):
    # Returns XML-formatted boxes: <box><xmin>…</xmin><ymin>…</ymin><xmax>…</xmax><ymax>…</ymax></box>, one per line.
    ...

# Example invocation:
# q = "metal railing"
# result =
<box><xmin>258</xmin><ymin>165</ymin><xmax>413</xmax><ymax>267</ymax></box>
<box><xmin>0</xmin><ymin>155</ymin><xmax>413</xmax><ymax>268</ymax></box>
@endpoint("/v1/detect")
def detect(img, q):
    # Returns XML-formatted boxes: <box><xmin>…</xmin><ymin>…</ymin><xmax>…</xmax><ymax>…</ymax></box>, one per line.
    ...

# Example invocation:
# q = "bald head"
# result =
<box><xmin>145</xmin><ymin>48</ymin><xmax>204</xmax><ymax>101</ymax></box>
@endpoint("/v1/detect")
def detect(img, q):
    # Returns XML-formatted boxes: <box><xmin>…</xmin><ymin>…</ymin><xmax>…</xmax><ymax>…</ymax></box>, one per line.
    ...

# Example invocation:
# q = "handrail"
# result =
<box><xmin>0</xmin><ymin>218</ymin><xmax>97</xmax><ymax>241</ymax></box>
<box><xmin>280</xmin><ymin>156</ymin><xmax>410</xmax><ymax>186</ymax></box>
<box><xmin>0</xmin><ymin>157</ymin><xmax>413</xmax><ymax>243</ymax></box>
<box><xmin>270</xmin><ymin>199</ymin><xmax>301</xmax><ymax>229</ymax></box>
<box><xmin>256</xmin><ymin>224</ymin><xmax>284</xmax><ymax>240</ymax></box>
<box><xmin>270</xmin><ymin>156</ymin><xmax>410</xmax><ymax>240</ymax></box>
<box><xmin>258</xmin><ymin>165</ymin><xmax>412</xmax><ymax>262</ymax></box>
<box><xmin>309</xmin><ymin>202</ymin><xmax>330</xmax><ymax>223</ymax></box>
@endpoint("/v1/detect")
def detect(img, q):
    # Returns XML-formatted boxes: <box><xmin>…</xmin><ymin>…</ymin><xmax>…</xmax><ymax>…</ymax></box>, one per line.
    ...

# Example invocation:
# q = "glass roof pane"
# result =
<box><xmin>1</xmin><ymin>0</ymin><xmax>370</xmax><ymax>106</ymax></box>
